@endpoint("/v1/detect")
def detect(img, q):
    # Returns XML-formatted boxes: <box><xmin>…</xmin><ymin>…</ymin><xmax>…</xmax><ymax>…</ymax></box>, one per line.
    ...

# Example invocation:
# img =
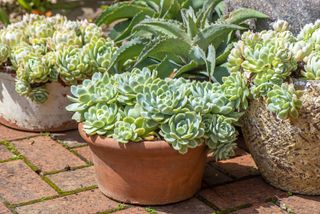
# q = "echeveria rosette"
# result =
<box><xmin>267</xmin><ymin>83</ymin><xmax>302</xmax><ymax>120</ymax></box>
<box><xmin>251</xmin><ymin>72</ymin><xmax>284</xmax><ymax>98</ymax></box>
<box><xmin>227</xmin><ymin>41</ymin><xmax>245</xmax><ymax>73</ymax></box>
<box><xmin>290</xmin><ymin>40</ymin><xmax>313</xmax><ymax>62</ymax></box>
<box><xmin>203</xmin><ymin>114</ymin><xmax>238</xmax><ymax>160</ymax></box>
<box><xmin>160</xmin><ymin>112</ymin><xmax>205</xmax><ymax>154</ymax></box>
<box><xmin>0</xmin><ymin>44</ymin><xmax>9</xmax><ymax>65</ymax></box>
<box><xmin>116</xmin><ymin>68</ymin><xmax>157</xmax><ymax>106</ymax></box>
<box><xmin>26</xmin><ymin>20</ymin><xmax>55</xmax><ymax>45</ymax></box>
<box><xmin>83</xmin><ymin>103</ymin><xmax>122</xmax><ymax>136</ymax></box>
<box><xmin>56</xmin><ymin>47</ymin><xmax>91</xmax><ymax>85</ymax></box>
<box><xmin>83</xmin><ymin>38</ymin><xmax>117</xmax><ymax>73</ymax></box>
<box><xmin>0</xmin><ymin>28</ymin><xmax>27</xmax><ymax>47</ymax></box>
<box><xmin>17</xmin><ymin>58</ymin><xmax>50</xmax><ymax>84</ymax></box>
<box><xmin>303</xmin><ymin>52</ymin><xmax>320</xmax><ymax>80</ymax></box>
<box><xmin>28</xmin><ymin>87</ymin><xmax>49</xmax><ymax>103</ymax></box>
<box><xmin>10</xmin><ymin>45</ymin><xmax>42</xmax><ymax>69</ymax></box>
<box><xmin>113</xmin><ymin>121</ymin><xmax>141</xmax><ymax>144</ymax></box>
<box><xmin>137</xmin><ymin>79</ymin><xmax>188</xmax><ymax>123</ymax></box>
<box><xmin>80</xmin><ymin>22</ymin><xmax>103</xmax><ymax>44</ymax></box>
<box><xmin>221</xmin><ymin>73</ymin><xmax>250</xmax><ymax>111</ymax></box>
<box><xmin>15</xmin><ymin>80</ymin><xmax>31</xmax><ymax>96</ymax></box>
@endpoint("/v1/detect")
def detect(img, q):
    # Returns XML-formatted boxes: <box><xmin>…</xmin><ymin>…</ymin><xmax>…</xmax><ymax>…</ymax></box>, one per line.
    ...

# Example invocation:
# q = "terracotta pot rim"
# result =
<box><xmin>78</xmin><ymin>123</ymin><xmax>206</xmax><ymax>154</ymax></box>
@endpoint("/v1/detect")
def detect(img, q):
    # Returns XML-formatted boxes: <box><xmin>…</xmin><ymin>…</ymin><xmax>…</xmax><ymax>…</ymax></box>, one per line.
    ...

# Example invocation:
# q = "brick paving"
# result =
<box><xmin>0</xmin><ymin>125</ymin><xmax>318</xmax><ymax>214</ymax></box>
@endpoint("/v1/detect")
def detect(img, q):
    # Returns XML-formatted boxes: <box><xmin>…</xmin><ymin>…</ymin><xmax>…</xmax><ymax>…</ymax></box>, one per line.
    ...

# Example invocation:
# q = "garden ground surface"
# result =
<box><xmin>0</xmin><ymin>125</ymin><xmax>319</xmax><ymax>214</ymax></box>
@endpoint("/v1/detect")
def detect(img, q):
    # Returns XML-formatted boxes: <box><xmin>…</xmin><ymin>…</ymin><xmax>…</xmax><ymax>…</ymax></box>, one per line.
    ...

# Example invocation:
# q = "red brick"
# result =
<box><xmin>213</xmin><ymin>154</ymin><xmax>259</xmax><ymax>179</ymax></box>
<box><xmin>0</xmin><ymin>160</ymin><xmax>56</xmax><ymax>204</ymax></box>
<box><xmin>51</xmin><ymin>130</ymin><xmax>87</xmax><ymax>148</ymax></box>
<box><xmin>47</xmin><ymin>166</ymin><xmax>96</xmax><ymax>192</ymax></box>
<box><xmin>203</xmin><ymin>164</ymin><xmax>232</xmax><ymax>187</ymax></box>
<box><xmin>0</xmin><ymin>203</ymin><xmax>12</xmax><ymax>214</ymax></box>
<box><xmin>232</xmin><ymin>203</ymin><xmax>283</xmax><ymax>214</ymax></box>
<box><xmin>74</xmin><ymin>146</ymin><xmax>93</xmax><ymax>163</ymax></box>
<box><xmin>13</xmin><ymin>136</ymin><xmax>85</xmax><ymax>172</ymax></box>
<box><xmin>115</xmin><ymin>207</ymin><xmax>148</xmax><ymax>214</ymax></box>
<box><xmin>0</xmin><ymin>145</ymin><xmax>12</xmax><ymax>160</ymax></box>
<box><xmin>16</xmin><ymin>189</ymin><xmax>119</xmax><ymax>214</ymax></box>
<box><xmin>279</xmin><ymin>196</ymin><xmax>320</xmax><ymax>214</ymax></box>
<box><xmin>0</xmin><ymin>125</ymin><xmax>39</xmax><ymax>141</ymax></box>
<box><xmin>199</xmin><ymin>177</ymin><xmax>286</xmax><ymax>210</ymax></box>
<box><xmin>155</xmin><ymin>198</ymin><xmax>214</xmax><ymax>213</ymax></box>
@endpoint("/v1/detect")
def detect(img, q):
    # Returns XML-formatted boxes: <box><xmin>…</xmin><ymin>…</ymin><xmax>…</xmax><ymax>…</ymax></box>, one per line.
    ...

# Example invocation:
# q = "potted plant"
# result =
<box><xmin>0</xmin><ymin>14</ymin><xmax>116</xmax><ymax>131</ymax></box>
<box><xmin>225</xmin><ymin>20</ymin><xmax>320</xmax><ymax>195</ymax></box>
<box><xmin>66</xmin><ymin>68</ymin><xmax>243</xmax><ymax>205</ymax></box>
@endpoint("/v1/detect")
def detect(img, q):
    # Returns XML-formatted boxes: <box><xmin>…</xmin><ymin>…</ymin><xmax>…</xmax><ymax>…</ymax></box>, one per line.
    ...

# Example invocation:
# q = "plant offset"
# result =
<box><xmin>67</xmin><ymin>68</ymin><xmax>243</xmax><ymax>159</ymax></box>
<box><xmin>0</xmin><ymin>14</ymin><xmax>116</xmax><ymax>103</ymax></box>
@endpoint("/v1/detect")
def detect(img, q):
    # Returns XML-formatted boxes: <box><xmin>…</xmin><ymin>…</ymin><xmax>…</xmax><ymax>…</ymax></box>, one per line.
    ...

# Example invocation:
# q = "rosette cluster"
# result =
<box><xmin>67</xmin><ymin>68</ymin><xmax>242</xmax><ymax>159</ymax></box>
<box><xmin>0</xmin><ymin>14</ymin><xmax>117</xmax><ymax>103</ymax></box>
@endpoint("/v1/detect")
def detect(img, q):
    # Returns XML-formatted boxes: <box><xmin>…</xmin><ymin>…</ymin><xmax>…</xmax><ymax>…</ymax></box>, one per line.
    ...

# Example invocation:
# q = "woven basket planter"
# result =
<box><xmin>241</xmin><ymin>80</ymin><xmax>320</xmax><ymax>195</ymax></box>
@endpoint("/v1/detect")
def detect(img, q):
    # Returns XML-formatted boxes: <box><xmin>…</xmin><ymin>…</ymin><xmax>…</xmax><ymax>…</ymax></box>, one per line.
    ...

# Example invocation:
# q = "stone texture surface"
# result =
<box><xmin>0</xmin><ymin>160</ymin><xmax>56</xmax><ymax>204</ymax></box>
<box><xmin>0</xmin><ymin>145</ymin><xmax>12</xmax><ymax>160</ymax></box>
<box><xmin>225</xmin><ymin>0</ymin><xmax>320</xmax><ymax>34</ymax></box>
<box><xmin>203</xmin><ymin>164</ymin><xmax>232</xmax><ymax>187</ymax></box>
<box><xmin>51</xmin><ymin>131</ymin><xmax>87</xmax><ymax>148</ymax></box>
<box><xmin>16</xmin><ymin>189</ymin><xmax>119</xmax><ymax>214</ymax></box>
<box><xmin>0</xmin><ymin>203</ymin><xmax>12</xmax><ymax>214</ymax></box>
<box><xmin>279</xmin><ymin>196</ymin><xmax>320</xmax><ymax>214</ymax></box>
<box><xmin>213</xmin><ymin>154</ymin><xmax>259</xmax><ymax>179</ymax></box>
<box><xmin>200</xmin><ymin>177</ymin><xmax>286</xmax><ymax>210</ymax></box>
<box><xmin>47</xmin><ymin>167</ymin><xmax>96</xmax><ymax>192</ymax></box>
<box><xmin>155</xmin><ymin>198</ymin><xmax>214</xmax><ymax>213</ymax></box>
<box><xmin>232</xmin><ymin>203</ymin><xmax>284</xmax><ymax>214</ymax></box>
<box><xmin>115</xmin><ymin>207</ymin><xmax>148</xmax><ymax>214</ymax></box>
<box><xmin>0</xmin><ymin>125</ymin><xmax>39</xmax><ymax>141</ymax></box>
<box><xmin>74</xmin><ymin>146</ymin><xmax>93</xmax><ymax>163</ymax></box>
<box><xmin>13</xmin><ymin>136</ymin><xmax>85</xmax><ymax>172</ymax></box>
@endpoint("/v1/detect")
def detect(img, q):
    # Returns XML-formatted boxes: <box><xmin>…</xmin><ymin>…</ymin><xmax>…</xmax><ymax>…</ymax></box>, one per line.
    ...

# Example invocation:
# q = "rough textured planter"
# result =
<box><xmin>0</xmin><ymin>72</ymin><xmax>76</xmax><ymax>132</ymax></box>
<box><xmin>241</xmin><ymin>80</ymin><xmax>320</xmax><ymax>195</ymax></box>
<box><xmin>78</xmin><ymin>124</ymin><xmax>207</xmax><ymax>205</ymax></box>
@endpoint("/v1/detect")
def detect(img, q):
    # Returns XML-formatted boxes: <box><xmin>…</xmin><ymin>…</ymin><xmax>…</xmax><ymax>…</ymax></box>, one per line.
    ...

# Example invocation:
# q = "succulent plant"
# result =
<box><xmin>106</xmin><ymin>2</ymin><xmax>267</xmax><ymax>81</ymax></box>
<box><xmin>67</xmin><ymin>67</ymin><xmax>240</xmax><ymax>158</ymax></box>
<box><xmin>303</xmin><ymin>52</ymin><xmax>320</xmax><ymax>80</ymax></box>
<box><xmin>0</xmin><ymin>14</ymin><xmax>115</xmax><ymax>103</ymax></box>
<box><xmin>267</xmin><ymin>83</ymin><xmax>302</xmax><ymax>119</ymax></box>
<box><xmin>0</xmin><ymin>44</ymin><xmax>9</xmax><ymax>64</ymax></box>
<box><xmin>160</xmin><ymin>112</ymin><xmax>204</xmax><ymax>154</ymax></box>
<box><xmin>137</xmin><ymin>78</ymin><xmax>188</xmax><ymax>123</ymax></box>
<box><xmin>28</xmin><ymin>87</ymin><xmax>49</xmax><ymax>103</ymax></box>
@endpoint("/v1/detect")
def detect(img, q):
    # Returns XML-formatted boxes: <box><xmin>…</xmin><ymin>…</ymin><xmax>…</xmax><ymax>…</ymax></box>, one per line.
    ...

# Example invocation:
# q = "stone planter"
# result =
<box><xmin>78</xmin><ymin>124</ymin><xmax>207</xmax><ymax>205</ymax></box>
<box><xmin>241</xmin><ymin>80</ymin><xmax>320</xmax><ymax>195</ymax></box>
<box><xmin>0</xmin><ymin>72</ymin><xmax>76</xmax><ymax>132</ymax></box>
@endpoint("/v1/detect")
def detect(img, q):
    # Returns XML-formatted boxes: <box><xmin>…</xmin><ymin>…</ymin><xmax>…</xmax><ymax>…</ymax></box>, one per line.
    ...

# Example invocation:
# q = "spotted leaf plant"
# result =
<box><xmin>67</xmin><ymin>68</ymin><xmax>244</xmax><ymax>160</ymax></box>
<box><xmin>222</xmin><ymin>20</ymin><xmax>320</xmax><ymax>120</ymax></box>
<box><xmin>0</xmin><ymin>14</ymin><xmax>117</xmax><ymax>103</ymax></box>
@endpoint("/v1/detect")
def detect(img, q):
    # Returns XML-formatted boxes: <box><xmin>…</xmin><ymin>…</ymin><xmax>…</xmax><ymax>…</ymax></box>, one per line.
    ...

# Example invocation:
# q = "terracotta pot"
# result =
<box><xmin>241</xmin><ymin>80</ymin><xmax>320</xmax><ymax>195</ymax></box>
<box><xmin>78</xmin><ymin>124</ymin><xmax>207</xmax><ymax>205</ymax></box>
<box><xmin>0</xmin><ymin>72</ymin><xmax>76</xmax><ymax>132</ymax></box>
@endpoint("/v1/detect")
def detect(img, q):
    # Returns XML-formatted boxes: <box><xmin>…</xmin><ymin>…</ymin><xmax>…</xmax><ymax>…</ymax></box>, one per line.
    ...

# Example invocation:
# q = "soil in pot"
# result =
<box><xmin>241</xmin><ymin>80</ymin><xmax>320</xmax><ymax>195</ymax></box>
<box><xmin>78</xmin><ymin>124</ymin><xmax>208</xmax><ymax>205</ymax></box>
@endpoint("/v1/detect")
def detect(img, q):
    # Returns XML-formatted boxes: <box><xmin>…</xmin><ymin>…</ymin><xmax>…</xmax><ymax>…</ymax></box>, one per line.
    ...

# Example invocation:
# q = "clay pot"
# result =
<box><xmin>78</xmin><ymin>124</ymin><xmax>207</xmax><ymax>205</ymax></box>
<box><xmin>241</xmin><ymin>80</ymin><xmax>320</xmax><ymax>195</ymax></box>
<box><xmin>0</xmin><ymin>72</ymin><xmax>76</xmax><ymax>132</ymax></box>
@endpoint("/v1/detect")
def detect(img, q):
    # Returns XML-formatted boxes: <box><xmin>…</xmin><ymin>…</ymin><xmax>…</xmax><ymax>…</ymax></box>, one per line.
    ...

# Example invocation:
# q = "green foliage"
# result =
<box><xmin>0</xmin><ymin>14</ymin><xmax>116</xmax><ymax>103</ymax></box>
<box><xmin>107</xmin><ymin>3</ymin><xmax>267</xmax><ymax>81</ymax></box>
<box><xmin>67</xmin><ymin>68</ymin><xmax>242</xmax><ymax>159</ymax></box>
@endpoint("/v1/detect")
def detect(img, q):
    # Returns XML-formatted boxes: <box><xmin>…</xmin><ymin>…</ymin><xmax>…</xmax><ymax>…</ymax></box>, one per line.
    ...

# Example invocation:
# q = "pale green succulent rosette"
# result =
<box><xmin>56</xmin><ymin>47</ymin><xmax>91</xmax><ymax>85</ymax></box>
<box><xmin>83</xmin><ymin>38</ymin><xmax>117</xmax><ymax>73</ymax></box>
<box><xmin>0</xmin><ymin>44</ymin><xmax>10</xmax><ymax>65</ymax></box>
<box><xmin>203</xmin><ymin>114</ymin><xmax>238</xmax><ymax>160</ymax></box>
<box><xmin>10</xmin><ymin>45</ymin><xmax>41</xmax><ymax>69</ymax></box>
<box><xmin>81</xmin><ymin>22</ymin><xmax>103</xmax><ymax>44</ymax></box>
<box><xmin>290</xmin><ymin>40</ymin><xmax>312</xmax><ymax>62</ymax></box>
<box><xmin>267</xmin><ymin>83</ymin><xmax>302</xmax><ymax>120</ymax></box>
<box><xmin>251</xmin><ymin>72</ymin><xmax>283</xmax><ymax>98</ymax></box>
<box><xmin>227</xmin><ymin>41</ymin><xmax>244</xmax><ymax>73</ymax></box>
<box><xmin>26</xmin><ymin>20</ymin><xmax>55</xmax><ymax>45</ymax></box>
<box><xmin>221</xmin><ymin>72</ymin><xmax>250</xmax><ymax>111</ymax></box>
<box><xmin>20</xmin><ymin>58</ymin><xmax>50</xmax><ymax>84</ymax></box>
<box><xmin>115</xmin><ymin>68</ymin><xmax>157</xmax><ymax>106</ymax></box>
<box><xmin>160</xmin><ymin>112</ymin><xmax>204</xmax><ymax>154</ymax></box>
<box><xmin>113</xmin><ymin>121</ymin><xmax>141</xmax><ymax>144</ymax></box>
<box><xmin>83</xmin><ymin>103</ymin><xmax>122</xmax><ymax>136</ymax></box>
<box><xmin>0</xmin><ymin>28</ymin><xmax>27</xmax><ymax>47</ymax></box>
<box><xmin>137</xmin><ymin>79</ymin><xmax>188</xmax><ymax>123</ymax></box>
<box><xmin>15</xmin><ymin>79</ymin><xmax>31</xmax><ymax>96</ymax></box>
<box><xmin>303</xmin><ymin>52</ymin><xmax>320</xmax><ymax>80</ymax></box>
<box><xmin>29</xmin><ymin>87</ymin><xmax>49</xmax><ymax>104</ymax></box>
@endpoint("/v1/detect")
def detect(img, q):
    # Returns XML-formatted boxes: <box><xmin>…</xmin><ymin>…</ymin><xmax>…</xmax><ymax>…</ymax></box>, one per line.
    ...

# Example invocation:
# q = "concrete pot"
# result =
<box><xmin>0</xmin><ymin>72</ymin><xmax>76</xmax><ymax>132</ymax></box>
<box><xmin>78</xmin><ymin>124</ymin><xmax>207</xmax><ymax>205</ymax></box>
<box><xmin>241</xmin><ymin>80</ymin><xmax>320</xmax><ymax>195</ymax></box>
